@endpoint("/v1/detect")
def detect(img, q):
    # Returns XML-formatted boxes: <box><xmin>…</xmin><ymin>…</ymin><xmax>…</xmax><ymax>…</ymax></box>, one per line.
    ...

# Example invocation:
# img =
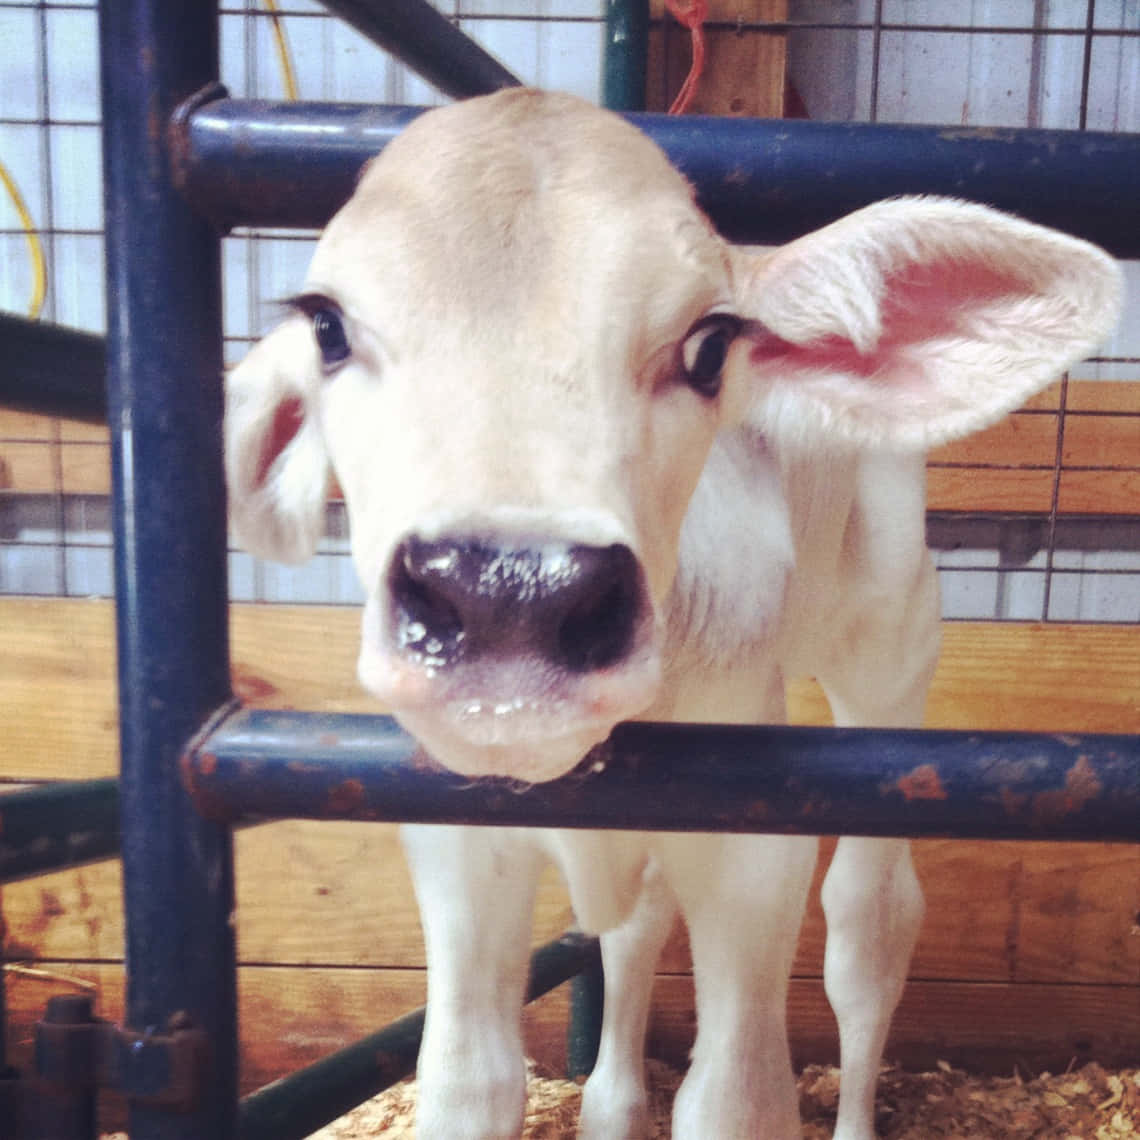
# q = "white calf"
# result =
<box><xmin>225</xmin><ymin>90</ymin><xmax>1120</xmax><ymax>1139</ymax></box>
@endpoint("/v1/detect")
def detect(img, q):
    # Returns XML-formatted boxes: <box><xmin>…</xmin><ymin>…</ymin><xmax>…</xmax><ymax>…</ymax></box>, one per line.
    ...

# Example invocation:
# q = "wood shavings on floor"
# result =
<box><xmin>290</xmin><ymin>1060</ymin><xmax>1140</xmax><ymax>1139</ymax></box>
<box><xmin>99</xmin><ymin>1060</ymin><xmax>1140</xmax><ymax>1138</ymax></box>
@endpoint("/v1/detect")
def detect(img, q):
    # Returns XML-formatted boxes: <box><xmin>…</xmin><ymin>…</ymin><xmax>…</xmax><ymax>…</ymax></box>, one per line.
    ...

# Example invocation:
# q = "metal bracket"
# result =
<box><xmin>35</xmin><ymin>995</ymin><xmax>208</xmax><ymax>1112</ymax></box>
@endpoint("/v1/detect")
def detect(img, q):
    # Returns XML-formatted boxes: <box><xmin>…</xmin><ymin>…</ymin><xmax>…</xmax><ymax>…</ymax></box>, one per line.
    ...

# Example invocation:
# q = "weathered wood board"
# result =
<box><xmin>5</xmin><ymin>380</ymin><xmax>1138</xmax><ymax>513</ymax></box>
<box><xmin>3</xmin><ymin>598</ymin><xmax>1139</xmax><ymax>1090</ymax></box>
<box><xmin>647</xmin><ymin>0</ymin><xmax>788</xmax><ymax>118</ymax></box>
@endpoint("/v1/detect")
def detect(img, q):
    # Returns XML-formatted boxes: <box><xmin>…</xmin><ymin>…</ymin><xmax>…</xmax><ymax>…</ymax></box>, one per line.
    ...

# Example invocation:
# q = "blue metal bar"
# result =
<box><xmin>317</xmin><ymin>0</ymin><xmax>520</xmax><ymax>99</ymax></box>
<box><xmin>0</xmin><ymin>780</ymin><xmax>120</xmax><ymax>885</ymax></box>
<box><xmin>174</xmin><ymin>96</ymin><xmax>1140</xmax><ymax>256</ymax></box>
<box><xmin>237</xmin><ymin>932</ymin><xmax>599</xmax><ymax>1140</ymax></box>
<box><xmin>0</xmin><ymin>314</ymin><xmax>106</xmax><ymax>424</ymax></box>
<box><xmin>98</xmin><ymin>0</ymin><xmax>237</xmax><ymax>1136</ymax></box>
<box><xmin>184</xmin><ymin>708</ymin><xmax>1140</xmax><ymax>843</ymax></box>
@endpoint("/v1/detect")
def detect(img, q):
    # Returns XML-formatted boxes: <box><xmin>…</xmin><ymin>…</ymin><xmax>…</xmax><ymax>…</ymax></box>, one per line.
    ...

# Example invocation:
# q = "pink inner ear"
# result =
<box><xmin>749</xmin><ymin>326</ymin><xmax>881</xmax><ymax>379</ymax></box>
<box><xmin>255</xmin><ymin>396</ymin><xmax>305</xmax><ymax>489</ymax></box>
<box><xmin>748</xmin><ymin>256</ymin><xmax>1026</xmax><ymax>386</ymax></box>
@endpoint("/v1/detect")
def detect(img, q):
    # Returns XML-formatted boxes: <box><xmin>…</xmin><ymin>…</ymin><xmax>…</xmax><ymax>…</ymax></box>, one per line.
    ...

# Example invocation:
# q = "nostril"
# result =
<box><xmin>388</xmin><ymin>535</ymin><xmax>644</xmax><ymax>674</ymax></box>
<box><xmin>557</xmin><ymin>545</ymin><xmax>641</xmax><ymax>673</ymax></box>
<box><xmin>389</xmin><ymin>540</ymin><xmax>466</xmax><ymax>663</ymax></box>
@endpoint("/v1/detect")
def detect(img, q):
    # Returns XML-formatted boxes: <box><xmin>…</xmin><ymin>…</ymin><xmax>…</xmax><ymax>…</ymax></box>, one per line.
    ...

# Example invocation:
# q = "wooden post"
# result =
<box><xmin>648</xmin><ymin>0</ymin><xmax>788</xmax><ymax>117</ymax></box>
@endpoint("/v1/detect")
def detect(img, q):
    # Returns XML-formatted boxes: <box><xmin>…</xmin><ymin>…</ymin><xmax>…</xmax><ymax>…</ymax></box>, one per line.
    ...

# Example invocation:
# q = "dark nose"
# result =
<box><xmin>388</xmin><ymin>535</ymin><xmax>643</xmax><ymax>672</ymax></box>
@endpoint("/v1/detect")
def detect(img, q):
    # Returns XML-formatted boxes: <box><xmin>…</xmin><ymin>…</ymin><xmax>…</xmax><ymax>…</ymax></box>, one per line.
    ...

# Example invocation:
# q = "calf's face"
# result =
<box><xmin>226</xmin><ymin>90</ymin><xmax>1121</xmax><ymax>782</ymax></box>
<box><xmin>229</xmin><ymin>92</ymin><xmax>746</xmax><ymax>779</ymax></box>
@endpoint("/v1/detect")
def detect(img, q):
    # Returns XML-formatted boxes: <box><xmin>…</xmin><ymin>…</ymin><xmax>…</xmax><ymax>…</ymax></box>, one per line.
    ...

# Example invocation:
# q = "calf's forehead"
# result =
<box><xmin>307</xmin><ymin>93</ymin><xmax>730</xmax><ymax>346</ymax></box>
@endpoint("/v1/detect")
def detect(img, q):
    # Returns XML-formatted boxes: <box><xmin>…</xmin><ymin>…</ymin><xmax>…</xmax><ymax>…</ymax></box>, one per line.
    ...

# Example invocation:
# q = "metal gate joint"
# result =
<box><xmin>35</xmin><ymin>996</ymin><xmax>209</xmax><ymax>1112</ymax></box>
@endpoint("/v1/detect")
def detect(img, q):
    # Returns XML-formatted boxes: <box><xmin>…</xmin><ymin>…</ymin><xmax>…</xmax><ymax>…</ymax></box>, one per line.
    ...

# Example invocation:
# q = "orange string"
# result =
<box><xmin>664</xmin><ymin>0</ymin><xmax>709</xmax><ymax>115</ymax></box>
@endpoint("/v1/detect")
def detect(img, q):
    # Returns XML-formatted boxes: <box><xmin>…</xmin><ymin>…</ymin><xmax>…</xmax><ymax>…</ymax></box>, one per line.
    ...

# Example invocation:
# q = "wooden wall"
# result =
<box><xmin>5</xmin><ymin>378</ymin><xmax>1140</xmax><ymax>516</ymax></box>
<box><xmin>3</xmin><ymin>598</ymin><xmax>1139</xmax><ymax>1112</ymax></box>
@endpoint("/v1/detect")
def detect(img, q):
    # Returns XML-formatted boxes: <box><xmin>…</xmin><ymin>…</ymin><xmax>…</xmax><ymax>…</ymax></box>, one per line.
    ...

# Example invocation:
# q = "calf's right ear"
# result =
<box><xmin>728</xmin><ymin>197</ymin><xmax>1123</xmax><ymax>451</ymax></box>
<box><xmin>224</xmin><ymin>320</ymin><xmax>330</xmax><ymax>564</ymax></box>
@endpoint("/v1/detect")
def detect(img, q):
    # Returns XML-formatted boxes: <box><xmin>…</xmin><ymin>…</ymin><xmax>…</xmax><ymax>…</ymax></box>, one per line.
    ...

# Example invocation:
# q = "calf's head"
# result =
<box><xmin>226</xmin><ymin>89</ymin><xmax>1120</xmax><ymax>782</ymax></box>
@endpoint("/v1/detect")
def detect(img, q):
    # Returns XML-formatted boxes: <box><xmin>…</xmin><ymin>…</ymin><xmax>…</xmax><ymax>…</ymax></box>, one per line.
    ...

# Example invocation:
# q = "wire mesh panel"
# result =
<box><xmin>0</xmin><ymin>0</ymin><xmax>1138</xmax><ymax>621</ymax></box>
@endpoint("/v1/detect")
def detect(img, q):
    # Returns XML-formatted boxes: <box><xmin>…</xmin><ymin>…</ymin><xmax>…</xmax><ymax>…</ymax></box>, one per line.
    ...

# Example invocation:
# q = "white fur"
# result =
<box><xmin>224</xmin><ymin>90</ymin><xmax>1122</xmax><ymax>1139</ymax></box>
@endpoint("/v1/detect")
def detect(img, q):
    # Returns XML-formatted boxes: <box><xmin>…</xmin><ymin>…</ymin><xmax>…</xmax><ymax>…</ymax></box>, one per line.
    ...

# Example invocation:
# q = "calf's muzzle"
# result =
<box><xmin>389</xmin><ymin>535</ymin><xmax>644</xmax><ymax>673</ymax></box>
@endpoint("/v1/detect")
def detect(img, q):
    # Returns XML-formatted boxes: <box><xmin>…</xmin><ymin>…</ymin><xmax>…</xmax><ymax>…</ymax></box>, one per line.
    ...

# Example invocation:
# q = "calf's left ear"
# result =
<box><xmin>225</xmin><ymin>320</ymin><xmax>331</xmax><ymax>564</ymax></box>
<box><xmin>729</xmin><ymin>197</ymin><xmax>1122</xmax><ymax>450</ymax></box>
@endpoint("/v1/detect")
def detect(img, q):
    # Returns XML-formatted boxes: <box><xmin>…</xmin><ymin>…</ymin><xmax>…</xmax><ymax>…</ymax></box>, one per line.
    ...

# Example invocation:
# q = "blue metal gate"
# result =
<box><xmin>2</xmin><ymin>2</ymin><xmax>1138</xmax><ymax>1137</ymax></box>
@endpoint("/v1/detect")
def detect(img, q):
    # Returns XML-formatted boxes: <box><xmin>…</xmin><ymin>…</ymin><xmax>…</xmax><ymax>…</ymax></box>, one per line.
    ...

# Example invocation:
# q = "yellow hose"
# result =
<box><xmin>0</xmin><ymin>156</ymin><xmax>47</xmax><ymax>319</ymax></box>
<box><xmin>263</xmin><ymin>0</ymin><xmax>299</xmax><ymax>101</ymax></box>
<box><xmin>0</xmin><ymin>4</ymin><xmax>295</xmax><ymax>322</ymax></box>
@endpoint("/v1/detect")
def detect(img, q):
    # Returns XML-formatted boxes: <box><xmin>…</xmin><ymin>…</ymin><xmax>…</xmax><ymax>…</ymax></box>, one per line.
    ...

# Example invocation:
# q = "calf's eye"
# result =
<box><xmin>680</xmin><ymin>314</ymin><xmax>743</xmax><ymax>398</ymax></box>
<box><xmin>288</xmin><ymin>293</ymin><xmax>352</xmax><ymax>372</ymax></box>
<box><xmin>312</xmin><ymin>307</ymin><xmax>351</xmax><ymax>369</ymax></box>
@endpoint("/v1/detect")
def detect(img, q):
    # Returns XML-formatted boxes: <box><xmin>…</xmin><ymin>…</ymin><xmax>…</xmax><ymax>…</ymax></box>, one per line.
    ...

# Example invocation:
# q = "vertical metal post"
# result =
<box><xmin>566</xmin><ymin>953</ymin><xmax>605</xmax><ymax>1079</ymax></box>
<box><xmin>602</xmin><ymin>0</ymin><xmax>649</xmax><ymax>111</ymax></box>
<box><xmin>0</xmin><ymin>950</ymin><xmax>24</xmax><ymax>1139</ymax></box>
<box><xmin>34</xmin><ymin>996</ymin><xmax>98</xmax><ymax>1140</ymax></box>
<box><xmin>97</xmin><ymin>2</ymin><xmax>236</xmax><ymax>1138</ymax></box>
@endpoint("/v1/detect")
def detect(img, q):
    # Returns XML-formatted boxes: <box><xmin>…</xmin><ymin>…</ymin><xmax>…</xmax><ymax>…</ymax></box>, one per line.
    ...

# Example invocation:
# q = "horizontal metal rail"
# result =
<box><xmin>0</xmin><ymin>780</ymin><xmax>120</xmax><ymax>884</ymax></box>
<box><xmin>0</xmin><ymin>313</ymin><xmax>106</xmax><ymax>424</ymax></box>
<box><xmin>317</xmin><ymin>0</ymin><xmax>520</xmax><ymax>100</ymax></box>
<box><xmin>236</xmin><ymin>931</ymin><xmax>600</xmax><ymax>1140</ymax></box>
<box><xmin>184</xmin><ymin>708</ymin><xmax>1140</xmax><ymax>843</ymax></box>
<box><xmin>175</xmin><ymin>94</ymin><xmax>1140</xmax><ymax>256</ymax></box>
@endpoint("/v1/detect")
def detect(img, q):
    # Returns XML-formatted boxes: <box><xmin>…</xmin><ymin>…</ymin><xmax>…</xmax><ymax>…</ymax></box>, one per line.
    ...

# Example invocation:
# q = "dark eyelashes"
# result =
<box><xmin>283</xmin><ymin>291</ymin><xmax>342</xmax><ymax>319</ymax></box>
<box><xmin>285</xmin><ymin>292</ymin><xmax>352</xmax><ymax>371</ymax></box>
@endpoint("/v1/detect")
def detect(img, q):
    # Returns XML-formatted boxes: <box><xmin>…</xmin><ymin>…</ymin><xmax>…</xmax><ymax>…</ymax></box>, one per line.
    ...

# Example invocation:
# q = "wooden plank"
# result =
<box><xmin>926</xmin><ymin>622</ymin><xmax>1140</xmax><ymax>734</ymax></box>
<box><xmin>0</xmin><ymin>409</ymin><xmax>57</xmax><ymax>441</ymax></box>
<box><xmin>5</xmin><ymin>961</ymin><xmax>1138</xmax><ymax>1133</ymax></box>
<box><xmin>927</xmin><ymin>466</ymin><xmax>1140</xmax><ymax>515</ymax></box>
<box><xmin>58</xmin><ymin>419</ymin><xmax>108</xmax><ymax>444</ymax></box>
<box><xmin>1015</xmin><ymin>379</ymin><xmax>1140</xmax><ymax>413</ymax></box>
<box><xmin>8</xmin><ymin>450</ymin><xmax>1136</xmax><ymax>514</ymax></box>
<box><xmin>4</xmin><ymin>822</ymin><xmax>1137</xmax><ymax>987</ymax></box>
<box><xmin>795</xmin><ymin>976</ymin><xmax>1140</xmax><ymax>1073</ymax></box>
<box><xmin>1059</xmin><ymin>468</ymin><xmax>1140</xmax><ymax>515</ymax></box>
<box><xmin>2</xmin><ymin>382</ymin><xmax>1136</xmax><ymax>510</ymax></box>
<box><xmin>9</xmin><ymin>458</ymin><xmax>1137</xmax><ymax>515</ymax></box>
<box><xmin>1</xmin><ymin>598</ymin><xmax>121</xmax><ymax>780</ymax></box>
<box><xmin>925</xmin><ymin>466</ymin><xmax>1056</xmax><ymax>513</ymax></box>
<box><xmin>1067</xmin><ymin>380</ymin><xmax>1140</xmax><ymax>414</ymax></box>
<box><xmin>1023</xmin><ymin>381</ymin><xmax>1063</xmax><ymax>411</ymax></box>
<box><xmin>1</xmin><ymin>441</ymin><xmax>57</xmax><ymax>493</ymax></box>
<box><xmin>648</xmin><ymin>0</ymin><xmax>787</xmax><ymax>117</ymax></box>
<box><xmin>928</xmin><ymin>412</ymin><xmax>1058</xmax><ymax>468</ymax></box>
<box><xmin>59</xmin><ymin>441</ymin><xmax>111</xmax><ymax>493</ymax></box>
<box><xmin>3</xmin><ymin>600</ymin><xmax>1137</xmax><ymax>783</ymax></box>
<box><xmin>3</xmin><ymin>602</ymin><xmax>1137</xmax><ymax>1045</ymax></box>
<box><xmin>1025</xmin><ymin>380</ymin><xmax>1140</xmax><ymax>414</ymax></box>
<box><xmin>1063</xmin><ymin>414</ymin><xmax>1140</xmax><ymax>469</ymax></box>
<box><xmin>0</xmin><ymin>439</ymin><xmax>110</xmax><ymax>494</ymax></box>
<box><xmin>0</xmin><ymin>410</ymin><xmax>108</xmax><ymax>442</ymax></box>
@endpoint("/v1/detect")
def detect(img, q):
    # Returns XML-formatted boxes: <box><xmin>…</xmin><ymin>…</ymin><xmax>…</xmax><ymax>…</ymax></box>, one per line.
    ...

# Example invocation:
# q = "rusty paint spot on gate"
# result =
<box><xmin>326</xmin><ymin>778</ymin><xmax>366</xmax><ymax>815</ymax></box>
<box><xmin>896</xmin><ymin>764</ymin><xmax>948</xmax><ymax>801</ymax></box>
<box><xmin>1031</xmin><ymin>754</ymin><xmax>1103</xmax><ymax>828</ymax></box>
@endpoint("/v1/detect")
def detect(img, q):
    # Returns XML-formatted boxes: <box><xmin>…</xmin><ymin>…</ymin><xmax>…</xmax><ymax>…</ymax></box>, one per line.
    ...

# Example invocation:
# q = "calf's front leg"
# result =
<box><xmin>578</xmin><ymin>857</ymin><xmax>677</xmax><ymax>1140</ymax></box>
<box><xmin>815</xmin><ymin>537</ymin><xmax>938</xmax><ymax>1140</ymax></box>
<box><xmin>402</xmin><ymin>824</ymin><xmax>545</xmax><ymax>1140</ymax></box>
<box><xmin>661</xmin><ymin>833</ymin><xmax>819</xmax><ymax>1140</ymax></box>
<box><xmin>822</xmin><ymin>837</ymin><xmax>924</xmax><ymax>1140</ymax></box>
